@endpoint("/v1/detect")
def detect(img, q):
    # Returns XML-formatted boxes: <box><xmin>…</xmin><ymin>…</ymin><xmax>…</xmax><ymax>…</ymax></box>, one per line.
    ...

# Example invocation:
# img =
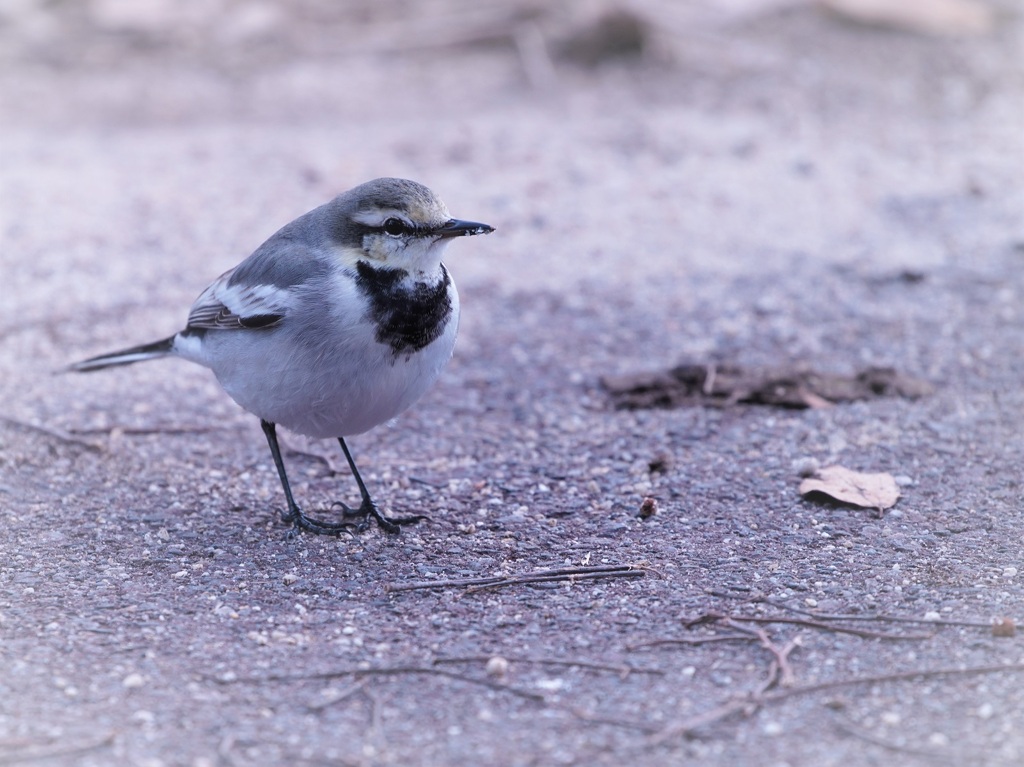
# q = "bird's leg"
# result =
<box><xmin>260</xmin><ymin>420</ymin><xmax>352</xmax><ymax>536</ymax></box>
<box><xmin>334</xmin><ymin>437</ymin><xmax>427</xmax><ymax>534</ymax></box>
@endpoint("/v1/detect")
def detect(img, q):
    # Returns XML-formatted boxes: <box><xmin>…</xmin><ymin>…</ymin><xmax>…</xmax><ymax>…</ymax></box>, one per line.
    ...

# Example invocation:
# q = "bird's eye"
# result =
<box><xmin>382</xmin><ymin>217</ymin><xmax>407</xmax><ymax>236</ymax></box>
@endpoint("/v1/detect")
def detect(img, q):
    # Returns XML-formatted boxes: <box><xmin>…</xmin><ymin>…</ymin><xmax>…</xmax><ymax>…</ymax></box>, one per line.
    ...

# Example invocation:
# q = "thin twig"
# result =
<box><xmin>722</xmin><ymin>620</ymin><xmax>800</xmax><ymax>690</ymax></box>
<box><xmin>764</xmin><ymin>599</ymin><xmax>1011</xmax><ymax>630</ymax></box>
<box><xmin>0</xmin><ymin>731</ymin><xmax>116</xmax><ymax>764</ymax></box>
<box><xmin>830</xmin><ymin>714</ymin><xmax>954</xmax><ymax>764</ymax></box>
<box><xmin>409</xmin><ymin>476</ymin><xmax>446</xmax><ymax>489</ymax></box>
<box><xmin>645</xmin><ymin>621</ymin><xmax>799</xmax><ymax>743</ymax></box>
<box><xmin>282</xmin><ymin>446</ymin><xmax>337</xmax><ymax>473</ymax></box>
<box><xmin>0</xmin><ymin>415</ymin><xmax>102</xmax><ymax>452</ymax></box>
<box><xmin>387</xmin><ymin>564</ymin><xmax>645</xmax><ymax>594</ymax></box>
<box><xmin>686</xmin><ymin>611</ymin><xmax>932</xmax><ymax>640</ymax></box>
<box><xmin>774</xmin><ymin>637</ymin><xmax>801</xmax><ymax>688</ymax></box>
<box><xmin>305</xmin><ymin>680</ymin><xmax>369</xmax><ymax>712</ymax></box>
<box><xmin>432</xmin><ymin>655</ymin><xmax>663</xmax><ymax>677</ymax></box>
<box><xmin>628</xmin><ymin>634</ymin><xmax>753</xmax><ymax>650</ymax></box>
<box><xmin>651</xmin><ymin>699</ymin><xmax>755</xmax><ymax>744</ymax></box>
<box><xmin>652</xmin><ymin>662</ymin><xmax>1024</xmax><ymax>744</ymax></box>
<box><xmin>68</xmin><ymin>425</ymin><xmax>216</xmax><ymax>436</ymax></box>
<box><xmin>388</xmin><ymin>574</ymin><xmax>505</xmax><ymax>592</ymax></box>
<box><xmin>466</xmin><ymin>569</ymin><xmax>645</xmax><ymax>593</ymax></box>
<box><xmin>565</xmin><ymin>706</ymin><xmax>660</xmax><ymax>733</ymax></box>
<box><xmin>212</xmin><ymin>665</ymin><xmax>545</xmax><ymax>703</ymax></box>
<box><xmin>763</xmin><ymin>662</ymin><xmax>1024</xmax><ymax>704</ymax></box>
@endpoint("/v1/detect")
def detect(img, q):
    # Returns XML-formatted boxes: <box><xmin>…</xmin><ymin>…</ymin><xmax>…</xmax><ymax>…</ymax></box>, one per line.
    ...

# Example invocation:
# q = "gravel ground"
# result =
<box><xmin>2</xmin><ymin>1</ymin><xmax>1023</xmax><ymax>765</ymax></box>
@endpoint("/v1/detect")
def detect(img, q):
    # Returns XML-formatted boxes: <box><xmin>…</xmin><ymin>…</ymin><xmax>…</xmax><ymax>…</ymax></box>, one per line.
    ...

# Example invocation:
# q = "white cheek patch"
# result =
<box><xmin>362</xmin><ymin>233</ymin><xmax>408</xmax><ymax>262</ymax></box>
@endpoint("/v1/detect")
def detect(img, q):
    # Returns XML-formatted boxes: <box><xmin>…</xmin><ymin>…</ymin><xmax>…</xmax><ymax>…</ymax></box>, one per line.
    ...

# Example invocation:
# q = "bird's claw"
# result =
<box><xmin>331</xmin><ymin>500</ymin><xmax>427</xmax><ymax>535</ymax></box>
<box><xmin>280</xmin><ymin>506</ymin><xmax>354</xmax><ymax>537</ymax></box>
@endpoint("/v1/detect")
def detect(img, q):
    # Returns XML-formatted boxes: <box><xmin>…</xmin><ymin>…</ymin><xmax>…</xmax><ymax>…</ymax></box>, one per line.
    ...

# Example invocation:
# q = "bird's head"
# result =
<box><xmin>330</xmin><ymin>178</ymin><xmax>493</xmax><ymax>274</ymax></box>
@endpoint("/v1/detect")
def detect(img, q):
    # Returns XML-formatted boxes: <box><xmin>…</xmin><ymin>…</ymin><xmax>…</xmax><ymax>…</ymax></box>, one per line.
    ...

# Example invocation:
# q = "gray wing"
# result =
<box><xmin>186</xmin><ymin>269</ymin><xmax>291</xmax><ymax>330</ymax></box>
<box><xmin>185</xmin><ymin>238</ymin><xmax>332</xmax><ymax>331</ymax></box>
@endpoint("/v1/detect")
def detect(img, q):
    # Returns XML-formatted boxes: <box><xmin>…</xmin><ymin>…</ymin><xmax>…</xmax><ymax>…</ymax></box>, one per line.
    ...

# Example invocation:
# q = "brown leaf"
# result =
<box><xmin>992</xmin><ymin>618</ymin><xmax>1016</xmax><ymax>638</ymax></box>
<box><xmin>601</xmin><ymin>363</ymin><xmax>932</xmax><ymax>411</ymax></box>
<box><xmin>799</xmin><ymin>465</ymin><xmax>900</xmax><ymax>510</ymax></box>
<box><xmin>638</xmin><ymin>497</ymin><xmax>658</xmax><ymax>519</ymax></box>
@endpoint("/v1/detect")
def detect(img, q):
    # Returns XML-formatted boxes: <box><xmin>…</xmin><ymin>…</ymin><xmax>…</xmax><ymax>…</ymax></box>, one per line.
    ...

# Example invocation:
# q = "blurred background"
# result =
<box><xmin>2</xmin><ymin>0</ymin><xmax>1021</xmax><ymax>370</ymax></box>
<box><xmin>3</xmin><ymin>0</ymin><xmax>1019</xmax><ymax>275</ymax></box>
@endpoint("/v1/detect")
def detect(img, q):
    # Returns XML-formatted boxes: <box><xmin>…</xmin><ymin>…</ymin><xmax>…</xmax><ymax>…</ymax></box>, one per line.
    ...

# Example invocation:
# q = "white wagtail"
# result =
<box><xmin>70</xmin><ymin>178</ymin><xmax>494</xmax><ymax>536</ymax></box>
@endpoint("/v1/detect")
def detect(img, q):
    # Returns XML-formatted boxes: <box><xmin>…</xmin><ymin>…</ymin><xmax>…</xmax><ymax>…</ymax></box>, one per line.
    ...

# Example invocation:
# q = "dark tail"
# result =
<box><xmin>66</xmin><ymin>336</ymin><xmax>176</xmax><ymax>373</ymax></box>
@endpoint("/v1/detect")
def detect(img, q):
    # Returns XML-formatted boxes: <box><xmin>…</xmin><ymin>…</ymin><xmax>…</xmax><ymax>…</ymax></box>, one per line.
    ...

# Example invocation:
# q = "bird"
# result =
<box><xmin>69</xmin><ymin>177</ymin><xmax>494</xmax><ymax>536</ymax></box>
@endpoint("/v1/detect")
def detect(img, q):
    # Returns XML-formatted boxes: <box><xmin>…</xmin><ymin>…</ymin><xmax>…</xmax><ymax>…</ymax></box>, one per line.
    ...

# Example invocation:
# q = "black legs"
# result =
<box><xmin>334</xmin><ymin>436</ymin><xmax>427</xmax><ymax>534</ymax></box>
<box><xmin>259</xmin><ymin>420</ymin><xmax>425</xmax><ymax>536</ymax></box>
<box><xmin>260</xmin><ymin>420</ymin><xmax>353</xmax><ymax>535</ymax></box>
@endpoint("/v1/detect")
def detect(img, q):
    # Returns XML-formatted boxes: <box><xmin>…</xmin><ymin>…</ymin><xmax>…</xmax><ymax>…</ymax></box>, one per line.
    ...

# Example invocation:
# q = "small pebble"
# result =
<box><xmin>485</xmin><ymin>656</ymin><xmax>509</xmax><ymax>678</ymax></box>
<box><xmin>131</xmin><ymin>710</ymin><xmax>155</xmax><ymax>724</ymax></box>
<box><xmin>881</xmin><ymin>711</ymin><xmax>901</xmax><ymax>725</ymax></box>
<box><xmin>123</xmin><ymin>673</ymin><xmax>146</xmax><ymax>689</ymax></box>
<box><xmin>535</xmin><ymin>678</ymin><xmax>564</xmax><ymax>691</ymax></box>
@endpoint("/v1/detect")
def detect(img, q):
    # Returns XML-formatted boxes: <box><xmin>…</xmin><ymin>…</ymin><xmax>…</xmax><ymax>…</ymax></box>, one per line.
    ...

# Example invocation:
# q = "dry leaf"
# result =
<box><xmin>639</xmin><ymin>497</ymin><xmax>658</xmax><ymax>519</ymax></box>
<box><xmin>602</xmin><ymin>363</ymin><xmax>931</xmax><ymax>411</ymax></box>
<box><xmin>991</xmin><ymin>617</ymin><xmax>1016</xmax><ymax>638</ymax></box>
<box><xmin>819</xmin><ymin>0</ymin><xmax>993</xmax><ymax>38</ymax></box>
<box><xmin>799</xmin><ymin>465</ymin><xmax>900</xmax><ymax>510</ymax></box>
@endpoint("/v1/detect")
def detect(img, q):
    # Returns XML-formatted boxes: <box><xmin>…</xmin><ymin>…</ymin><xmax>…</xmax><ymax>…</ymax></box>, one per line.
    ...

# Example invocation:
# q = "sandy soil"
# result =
<box><xmin>2</xmin><ymin>1</ymin><xmax>1023</xmax><ymax>765</ymax></box>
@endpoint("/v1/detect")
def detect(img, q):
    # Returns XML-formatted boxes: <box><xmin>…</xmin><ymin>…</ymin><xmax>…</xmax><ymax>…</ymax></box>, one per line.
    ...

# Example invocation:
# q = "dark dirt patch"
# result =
<box><xmin>602</xmin><ymin>364</ymin><xmax>934</xmax><ymax>410</ymax></box>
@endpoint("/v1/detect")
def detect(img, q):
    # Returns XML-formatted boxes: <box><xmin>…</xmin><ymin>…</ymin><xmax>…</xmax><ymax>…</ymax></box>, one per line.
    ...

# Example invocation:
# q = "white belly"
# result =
<box><xmin>175</xmin><ymin>287</ymin><xmax>460</xmax><ymax>439</ymax></box>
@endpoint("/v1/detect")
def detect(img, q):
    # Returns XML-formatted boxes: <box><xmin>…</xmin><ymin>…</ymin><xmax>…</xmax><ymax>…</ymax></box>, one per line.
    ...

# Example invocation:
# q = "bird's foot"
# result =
<box><xmin>331</xmin><ymin>500</ymin><xmax>428</xmax><ymax>535</ymax></box>
<box><xmin>281</xmin><ymin>506</ymin><xmax>355</xmax><ymax>538</ymax></box>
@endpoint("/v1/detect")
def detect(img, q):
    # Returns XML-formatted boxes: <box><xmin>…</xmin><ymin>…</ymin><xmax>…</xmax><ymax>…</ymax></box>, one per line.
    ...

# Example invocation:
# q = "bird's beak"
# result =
<box><xmin>435</xmin><ymin>219</ymin><xmax>495</xmax><ymax>238</ymax></box>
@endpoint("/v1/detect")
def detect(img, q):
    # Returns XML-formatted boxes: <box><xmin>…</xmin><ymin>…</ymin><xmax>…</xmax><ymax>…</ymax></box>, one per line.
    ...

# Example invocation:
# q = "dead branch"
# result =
<box><xmin>722</xmin><ymin>620</ymin><xmax>801</xmax><ymax>690</ymax></box>
<box><xmin>68</xmin><ymin>425</ymin><xmax>216</xmax><ymax>436</ymax></box>
<box><xmin>651</xmin><ymin>698</ymin><xmax>756</xmax><ymax>744</ymax></box>
<box><xmin>0</xmin><ymin>415</ymin><xmax>102</xmax><ymax>452</ymax></box>
<box><xmin>305</xmin><ymin>680</ymin><xmax>368</xmax><ymax>712</ymax></box>
<box><xmin>565</xmin><ymin>706</ymin><xmax>660</xmax><ymax>733</ymax></box>
<box><xmin>432</xmin><ymin>655</ymin><xmax>663</xmax><ymax>677</ymax></box>
<box><xmin>628</xmin><ymin>634</ymin><xmax>754</xmax><ymax>651</ymax></box>
<box><xmin>685</xmin><ymin>611</ymin><xmax>932</xmax><ymax>640</ymax></box>
<box><xmin>764</xmin><ymin>600</ymin><xmax>1013</xmax><ymax>630</ymax></box>
<box><xmin>830</xmin><ymin>713</ymin><xmax>955</xmax><ymax>764</ymax></box>
<box><xmin>387</xmin><ymin>564</ymin><xmax>646</xmax><ymax>594</ymax></box>
<box><xmin>0</xmin><ymin>731</ymin><xmax>116</xmax><ymax>764</ymax></box>
<box><xmin>764</xmin><ymin>662</ymin><xmax>1024</xmax><ymax>703</ymax></box>
<box><xmin>212</xmin><ymin>665</ymin><xmax>545</xmax><ymax>703</ymax></box>
<box><xmin>652</xmin><ymin>661</ymin><xmax>1024</xmax><ymax>744</ymax></box>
